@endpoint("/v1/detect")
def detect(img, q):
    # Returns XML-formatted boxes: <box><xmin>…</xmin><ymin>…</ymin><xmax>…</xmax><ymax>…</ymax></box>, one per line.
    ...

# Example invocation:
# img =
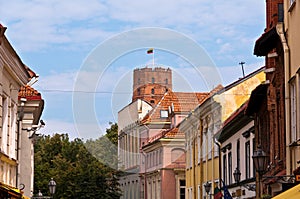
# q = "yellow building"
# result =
<box><xmin>180</xmin><ymin>68</ymin><xmax>265</xmax><ymax>199</ymax></box>
<box><xmin>284</xmin><ymin>0</ymin><xmax>300</xmax><ymax>176</ymax></box>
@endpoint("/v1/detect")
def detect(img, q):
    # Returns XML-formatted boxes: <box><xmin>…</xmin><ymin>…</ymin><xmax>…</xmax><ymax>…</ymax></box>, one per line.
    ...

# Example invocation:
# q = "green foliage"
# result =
<box><xmin>85</xmin><ymin>122</ymin><xmax>119</xmax><ymax>169</ymax></box>
<box><xmin>34</xmin><ymin>123</ymin><xmax>121</xmax><ymax>199</ymax></box>
<box><xmin>106</xmin><ymin>122</ymin><xmax>118</xmax><ymax>145</ymax></box>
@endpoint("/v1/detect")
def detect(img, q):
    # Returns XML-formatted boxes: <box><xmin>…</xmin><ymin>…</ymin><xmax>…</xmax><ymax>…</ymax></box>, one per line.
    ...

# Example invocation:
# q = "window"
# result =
<box><xmin>188</xmin><ymin>187</ymin><xmax>193</xmax><ymax>199</ymax></box>
<box><xmin>160</xmin><ymin>110</ymin><xmax>168</xmax><ymax>118</ymax></box>
<box><xmin>156</xmin><ymin>150</ymin><xmax>159</xmax><ymax>166</ymax></box>
<box><xmin>290</xmin><ymin>80</ymin><xmax>297</xmax><ymax>141</ymax></box>
<box><xmin>2</xmin><ymin>96</ymin><xmax>8</xmax><ymax>152</ymax></box>
<box><xmin>207</xmin><ymin>129</ymin><xmax>212</xmax><ymax>160</ymax></box>
<box><xmin>252</xmin><ymin>138</ymin><xmax>256</xmax><ymax>177</ymax></box>
<box><xmin>157</xmin><ymin>180</ymin><xmax>161</xmax><ymax>199</ymax></box>
<box><xmin>223</xmin><ymin>154</ymin><xmax>227</xmax><ymax>184</ymax></box>
<box><xmin>165</xmin><ymin>78</ymin><xmax>168</xmax><ymax>84</ymax></box>
<box><xmin>152</xmin><ymin>77</ymin><xmax>155</xmax><ymax>83</ymax></box>
<box><xmin>151</xmin><ymin>88</ymin><xmax>155</xmax><ymax>94</ymax></box>
<box><xmin>278</xmin><ymin>4</ymin><xmax>283</xmax><ymax>22</ymax></box>
<box><xmin>245</xmin><ymin>141</ymin><xmax>251</xmax><ymax>178</ymax></box>
<box><xmin>180</xmin><ymin>180</ymin><xmax>186</xmax><ymax>199</ymax></box>
<box><xmin>189</xmin><ymin>140</ymin><xmax>193</xmax><ymax>168</ymax></box>
<box><xmin>152</xmin><ymin>152</ymin><xmax>155</xmax><ymax>167</ymax></box>
<box><xmin>147</xmin><ymin>154</ymin><xmax>150</xmax><ymax>168</ymax></box>
<box><xmin>228</xmin><ymin>152</ymin><xmax>232</xmax><ymax>184</ymax></box>
<box><xmin>137</xmin><ymin>88</ymin><xmax>141</xmax><ymax>96</ymax></box>
<box><xmin>159</xmin><ymin>149</ymin><xmax>162</xmax><ymax>164</ymax></box>
<box><xmin>197</xmin><ymin>135</ymin><xmax>201</xmax><ymax>164</ymax></box>
<box><xmin>236</xmin><ymin>139</ymin><xmax>240</xmax><ymax>170</ymax></box>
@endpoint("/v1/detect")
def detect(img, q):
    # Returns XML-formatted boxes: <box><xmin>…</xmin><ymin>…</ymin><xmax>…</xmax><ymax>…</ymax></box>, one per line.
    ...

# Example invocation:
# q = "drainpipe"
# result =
<box><xmin>16</xmin><ymin>119</ymin><xmax>20</xmax><ymax>189</ymax></box>
<box><xmin>140</xmin><ymin>124</ymin><xmax>150</xmax><ymax>199</ymax></box>
<box><xmin>141</xmin><ymin>151</ymin><xmax>147</xmax><ymax>199</ymax></box>
<box><xmin>276</xmin><ymin>23</ymin><xmax>291</xmax><ymax>175</ymax></box>
<box><xmin>214</xmin><ymin>139</ymin><xmax>222</xmax><ymax>190</ymax></box>
<box><xmin>193</xmin><ymin>130</ymin><xmax>196</xmax><ymax>199</ymax></box>
<box><xmin>199</xmin><ymin>119</ymin><xmax>204</xmax><ymax>199</ymax></box>
<box><xmin>16</xmin><ymin>98</ymin><xmax>25</xmax><ymax>190</ymax></box>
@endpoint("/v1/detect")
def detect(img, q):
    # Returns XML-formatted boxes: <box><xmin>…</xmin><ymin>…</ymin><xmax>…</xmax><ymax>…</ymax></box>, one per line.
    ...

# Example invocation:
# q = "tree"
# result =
<box><xmin>34</xmin><ymin>126</ymin><xmax>121</xmax><ymax>199</ymax></box>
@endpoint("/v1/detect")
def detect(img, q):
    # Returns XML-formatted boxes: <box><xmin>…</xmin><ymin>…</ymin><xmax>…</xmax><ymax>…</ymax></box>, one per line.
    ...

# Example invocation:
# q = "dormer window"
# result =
<box><xmin>151</xmin><ymin>88</ymin><xmax>155</xmax><ymax>94</ymax></box>
<box><xmin>160</xmin><ymin>110</ymin><xmax>168</xmax><ymax>118</ymax></box>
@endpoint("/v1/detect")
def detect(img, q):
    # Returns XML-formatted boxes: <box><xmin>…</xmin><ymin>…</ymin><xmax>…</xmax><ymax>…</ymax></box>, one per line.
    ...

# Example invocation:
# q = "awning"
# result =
<box><xmin>254</xmin><ymin>27</ymin><xmax>279</xmax><ymax>56</ymax></box>
<box><xmin>272</xmin><ymin>183</ymin><xmax>300</xmax><ymax>199</ymax></box>
<box><xmin>245</xmin><ymin>84</ymin><xmax>268</xmax><ymax>116</ymax></box>
<box><xmin>0</xmin><ymin>182</ymin><xmax>23</xmax><ymax>198</ymax></box>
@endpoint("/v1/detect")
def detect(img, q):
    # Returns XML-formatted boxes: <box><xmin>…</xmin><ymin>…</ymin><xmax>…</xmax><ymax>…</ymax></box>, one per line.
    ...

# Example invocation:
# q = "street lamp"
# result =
<box><xmin>203</xmin><ymin>181</ymin><xmax>212</xmax><ymax>199</ymax></box>
<box><xmin>252</xmin><ymin>145</ymin><xmax>268</xmax><ymax>198</ymax></box>
<box><xmin>32</xmin><ymin>178</ymin><xmax>56</xmax><ymax>199</ymax></box>
<box><xmin>233</xmin><ymin>167</ymin><xmax>256</xmax><ymax>193</ymax></box>
<box><xmin>252</xmin><ymin>145</ymin><xmax>268</xmax><ymax>175</ymax></box>
<box><xmin>48</xmin><ymin>178</ymin><xmax>56</xmax><ymax>198</ymax></box>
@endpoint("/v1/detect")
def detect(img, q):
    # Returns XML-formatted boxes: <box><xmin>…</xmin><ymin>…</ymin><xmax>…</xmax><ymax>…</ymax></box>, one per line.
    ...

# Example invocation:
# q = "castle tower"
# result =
<box><xmin>132</xmin><ymin>66</ymin><xmax>172</xmax><ymax>105</ymax></box>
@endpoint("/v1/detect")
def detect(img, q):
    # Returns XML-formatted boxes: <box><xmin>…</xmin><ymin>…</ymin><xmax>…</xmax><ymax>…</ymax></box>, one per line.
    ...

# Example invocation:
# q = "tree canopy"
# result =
<box><xmin>34</xmin><ymin>123</ymin><xmax>121</xmax><ymax>199</ymax></box>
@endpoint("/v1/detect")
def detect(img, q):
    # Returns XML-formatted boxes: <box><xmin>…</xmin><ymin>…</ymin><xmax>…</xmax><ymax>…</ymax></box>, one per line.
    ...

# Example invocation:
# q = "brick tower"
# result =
<box><xmin>132</xmin><ymin>66</ymin><xmax>172</xmax><ymax>105</ymax></box>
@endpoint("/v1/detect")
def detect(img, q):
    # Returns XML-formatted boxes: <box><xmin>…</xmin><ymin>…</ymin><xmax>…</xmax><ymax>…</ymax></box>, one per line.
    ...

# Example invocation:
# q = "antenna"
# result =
<box><xmin>239</xmin><ymin>62</ymin><xmax>245</xmax><ymax>77</ymax></box>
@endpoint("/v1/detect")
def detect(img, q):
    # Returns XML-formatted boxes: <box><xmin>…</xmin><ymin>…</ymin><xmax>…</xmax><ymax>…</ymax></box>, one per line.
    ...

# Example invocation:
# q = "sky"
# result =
<box><xmin>1</xmin><ymin>0</ymin><xmax>266</xmax><ymax>140</ymax></box>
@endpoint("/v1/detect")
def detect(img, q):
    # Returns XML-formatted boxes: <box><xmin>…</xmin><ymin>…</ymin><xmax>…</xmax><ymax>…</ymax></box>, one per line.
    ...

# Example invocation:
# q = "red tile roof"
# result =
<box><xmin>141</xmin><ymin>90</ymin><xmax>209</xmax><ymax>124</ymax></box>
<box><xmin>145</xmin><ymin>127</ymin><xmax>184</xmax><ymax>146</ymax></box>
<box><xmin>18</xmin><ymin>85</ymin><xmax>42</xmax><ymax>100</ymax></box>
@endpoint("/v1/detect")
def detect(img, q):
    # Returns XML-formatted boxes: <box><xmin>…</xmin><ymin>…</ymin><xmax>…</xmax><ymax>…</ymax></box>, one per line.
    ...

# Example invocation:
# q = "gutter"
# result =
<box><xmin>214</xmin><ymin>139</ymin><xmax>222</xmax><ymax>190</ymax></box>
<box><xmin>276</xmin><ymin>23</ymin><xmax>291</xmax><ymax>175</ymax></box>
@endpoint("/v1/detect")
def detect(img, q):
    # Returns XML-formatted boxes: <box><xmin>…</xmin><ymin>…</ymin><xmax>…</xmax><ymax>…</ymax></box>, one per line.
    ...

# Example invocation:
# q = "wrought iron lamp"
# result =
<box><xmin>48</xmin><ymin>178</ymin><xmax>56</xmax><ymax>197</ymax></box>
<box><xmin>252</xmin><ymin>145</ymin><xmax>268</xmax><ymax>198</ymax></box>
<box><xmin>233</xmin><ymin>167</ymin><xmax>256</xmax><ymax>192</ymax></box>
<box><xmin>204</xmin><ymin>181</ymin><xmax>212</xmax><ymax>199</ymax></box>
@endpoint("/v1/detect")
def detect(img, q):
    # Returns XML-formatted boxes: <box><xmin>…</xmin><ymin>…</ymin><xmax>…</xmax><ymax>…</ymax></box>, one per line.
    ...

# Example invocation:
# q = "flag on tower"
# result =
<box><xmin>147</xmin><ymin>48</ymin><xmax>154</xmax><ymax>54</ymax></box>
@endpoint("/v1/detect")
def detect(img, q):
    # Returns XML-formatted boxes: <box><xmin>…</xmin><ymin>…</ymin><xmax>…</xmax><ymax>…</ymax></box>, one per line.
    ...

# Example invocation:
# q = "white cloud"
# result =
<box><xmin>1</xmin><ymin>0</ymin><xmax>267</xmax><ymax>137</ymax></box>
<box><xmin>1</xmin><ymin>0</ymin><xmax>265</xmax><ymax>54</ymax></box>
<box><xmin>35</xmin><ymin>70</ymin><xmax>77</xmax><ymax>91</ymax></box>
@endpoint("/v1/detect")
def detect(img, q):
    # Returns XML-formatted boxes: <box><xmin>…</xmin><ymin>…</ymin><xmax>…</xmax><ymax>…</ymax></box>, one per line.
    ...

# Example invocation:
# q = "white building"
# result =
<box><xmin>0</xmin><ymin>24</ymin><xmax>44</xmax><ymax>198</ymax></box>
<box><xmin>217</xmin><ymin>102</ymin><xmax>256</xmax><ymax>199</ymax></box>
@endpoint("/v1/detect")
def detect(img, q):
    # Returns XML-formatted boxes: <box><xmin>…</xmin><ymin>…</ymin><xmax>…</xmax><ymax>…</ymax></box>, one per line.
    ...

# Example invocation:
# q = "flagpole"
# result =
<box><xmin>152</xmin><ymin>49</ymin><xmax>155</xmax><ymax>67</ymax></box>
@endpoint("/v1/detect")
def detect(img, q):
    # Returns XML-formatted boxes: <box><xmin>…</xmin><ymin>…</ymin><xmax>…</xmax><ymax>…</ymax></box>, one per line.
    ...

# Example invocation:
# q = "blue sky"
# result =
<box><xmin>1</xmin><ymin>0</ymin><xmax>265</xmax><ymax>140</ymax></box>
